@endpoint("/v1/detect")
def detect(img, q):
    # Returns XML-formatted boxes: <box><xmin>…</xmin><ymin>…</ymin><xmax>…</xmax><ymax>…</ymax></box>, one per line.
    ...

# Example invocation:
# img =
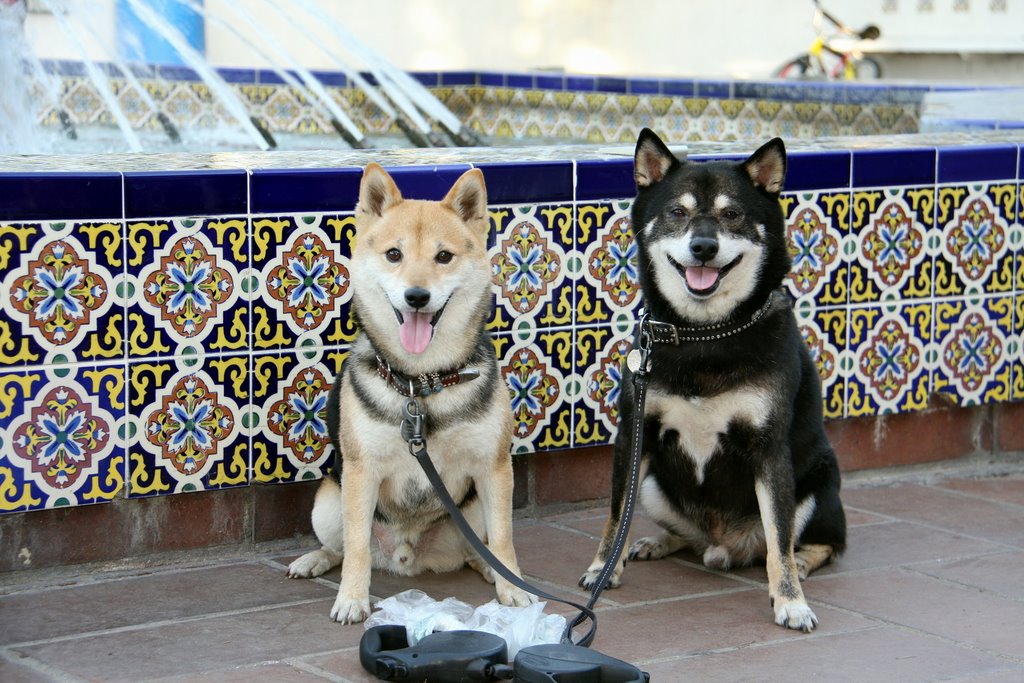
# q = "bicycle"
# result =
<box><xmin>774</xmin><ymin>0</ymin><xmax>882</xmax><ymax>80</ymax></box>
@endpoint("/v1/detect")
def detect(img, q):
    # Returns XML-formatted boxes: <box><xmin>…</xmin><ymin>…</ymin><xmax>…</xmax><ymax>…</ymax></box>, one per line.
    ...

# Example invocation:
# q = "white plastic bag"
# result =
<box><xmin>365</xmin><ymin>589</ymin><xmax>566</xmax><ymax>659</ymax></box>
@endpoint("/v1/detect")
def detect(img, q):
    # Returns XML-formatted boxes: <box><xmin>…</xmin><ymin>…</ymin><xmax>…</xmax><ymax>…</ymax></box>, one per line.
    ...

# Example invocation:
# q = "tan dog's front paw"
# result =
<box><xmin>330</xmin><ymin>594</ymin><xmax>371</xmax><ymax>624</ymax></box>
<box><xmin>773</xmin><ymin>599</ymin><xmax>818</xmax><ymax>632</ymax></box>
<box><xmin>497</xmin><ymin>582</ymin><xmax>536</xmax><ymax>607</ymax></box>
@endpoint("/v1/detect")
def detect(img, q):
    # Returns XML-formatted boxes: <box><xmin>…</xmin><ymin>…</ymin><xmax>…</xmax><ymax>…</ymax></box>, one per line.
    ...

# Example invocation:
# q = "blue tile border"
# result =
<box><xmin>566</xmin><ymin>76</ymin><xmax>596</xmax><ymax>92</ymax></box>
<box><xmin>439</xmin><ymin>71</ymin><xmax>476</xmax><ymax>86</ymax></box>
<box><xmin>536</xmin><ymin>74</ymin><xmax>565</xmax><ymax>91</ymax></box>
<box><xmin>386</xmin><ymin>164</ymin><xmax>476</xmax><ymax>200</ymax></box>
<box><xmin>662</xmin><ymin>80</ymin><xmax>696</xmax><ymax>98</ymax></box>
<box><xmin>937</xmin><ymin>144</ymin><xmax>1019</xmax><ymax>184</ymax></box>
<box><xmin>0</xmin><ymin>172</ymin><xmax>122</xmax><ymax>221</ymax></box>
<box><xmin>595</xmin><ymin>77</ymin><xmax>628</xmax><ymax>94</ymax></box>
<box><xmin>124</xmin><ymin>170</ymin><xmax>248</xmax><ymax>219</ymax></box>
<box><xmin>476</xmin><ymin>161</ymin><xmax>574</xmax><ymax>205</ymax></box>
<box><xmin>853</xmin><ymin>148</ymin><xmax>936</xmax><ymax>188</ymax></box>
<box><xmin>250</xmin><ymin>167</ymin><xmax>363</xmax><ymax>214</ymax></box>
<box><xmin>785</xmin><ymin>150</ymin><xmax>851</xmax><ymax>192</ymax></box>
<box><xmin>576</xmin><ymin>159</ymin><xmax>635</xmax><ymax>202</ymax></box>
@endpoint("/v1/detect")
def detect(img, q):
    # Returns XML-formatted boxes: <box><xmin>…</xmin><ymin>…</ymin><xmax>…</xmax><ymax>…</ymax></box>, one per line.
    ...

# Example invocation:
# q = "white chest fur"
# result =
<box><xmin>646</xmin><ymin>385</ymin><xmax>773</xmax><ymax>484</ymax></box>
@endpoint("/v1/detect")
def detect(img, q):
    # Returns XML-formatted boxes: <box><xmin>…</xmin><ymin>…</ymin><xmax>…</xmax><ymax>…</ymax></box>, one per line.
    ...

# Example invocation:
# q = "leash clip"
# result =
<box><xmin>625</xmin><ymin>309</ymin><xmax>653</xmax><ymax>376</ymax></box>
<box><xmin>401</xmin><ymin>399</ymin><xmax>426</xmax><ymax>457</ymax></box>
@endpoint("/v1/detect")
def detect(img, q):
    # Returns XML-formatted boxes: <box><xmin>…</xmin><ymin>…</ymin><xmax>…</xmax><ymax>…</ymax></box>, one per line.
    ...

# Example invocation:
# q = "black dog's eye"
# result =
<box><xmin>670</xmin><ymin>206</ymin><xmax>687</xmax><ymax>217</ymax></box>
<box><xmin>385</xmin><ymin>248</ymin><xmax>402</xmax><ymax>263</ymax></box>
<box><xmin>435</xmin><ymin>250</ymin><xmax>454</xmax><ymax>264</ymax></box>
<box><xmin>722</xmin><ymin>209</ymin><xmax>742</xmax><ymax>221</ymax></box>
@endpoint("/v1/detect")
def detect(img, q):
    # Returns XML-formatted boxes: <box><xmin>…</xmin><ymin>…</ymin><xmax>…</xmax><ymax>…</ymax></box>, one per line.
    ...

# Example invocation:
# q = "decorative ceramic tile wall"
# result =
<box><xmin>37</xmin><ymin>64</ymin><xmax>935</xmax><ymax>144</ymax></box>
<box><xmin>2</xmin><ymin>71</ymin><xmax>1022</xmax><ymax>514</ymax></box>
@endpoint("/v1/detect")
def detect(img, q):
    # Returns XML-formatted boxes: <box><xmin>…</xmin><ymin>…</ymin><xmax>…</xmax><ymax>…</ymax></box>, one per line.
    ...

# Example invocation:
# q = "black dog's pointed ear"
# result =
<box><xmin>634</xmin><ymin>128</ymin><xmax>678</xmax><ymax>188</ymax></box>
<box><xmin>743</xmin><ymin>138</ymin><xmax>787</xmax><ymax>195</ymax></box>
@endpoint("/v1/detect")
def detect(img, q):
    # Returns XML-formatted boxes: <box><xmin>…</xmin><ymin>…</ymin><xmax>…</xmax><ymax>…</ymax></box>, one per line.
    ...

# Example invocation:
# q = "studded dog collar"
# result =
<box><xmin>646</xmin><ymin>291</ymin><xmax>777</xmax><ymax>345</ymax></box>
<box><xmin>375</xmin><ymin>355</ymin><xmax>481</xmax><ymax>398</ymax></box>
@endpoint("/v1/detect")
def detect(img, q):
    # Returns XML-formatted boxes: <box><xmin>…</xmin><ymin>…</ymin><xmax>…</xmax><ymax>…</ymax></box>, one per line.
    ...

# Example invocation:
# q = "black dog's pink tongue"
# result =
<box><xmin>399</xmin><ymin>311</ymin><xmax>434</xmax><ymax>354</ymax></box>
<box><xmin>686</xmin><ymin>266</ymin><xmax>720</xmax><ymax>291</ymax></box>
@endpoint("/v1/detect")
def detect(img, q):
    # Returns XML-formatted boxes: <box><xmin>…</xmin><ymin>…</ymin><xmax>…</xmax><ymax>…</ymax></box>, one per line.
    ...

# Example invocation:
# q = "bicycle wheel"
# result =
<box><xmin>854</xmin><ymin>57</ymin><xmax>882</xmax><ymax>80</ymax></box>
<box><xmin>774</xmin><ymin>55</ymin><xmax>811</xmax><ymax>79</ymax></box>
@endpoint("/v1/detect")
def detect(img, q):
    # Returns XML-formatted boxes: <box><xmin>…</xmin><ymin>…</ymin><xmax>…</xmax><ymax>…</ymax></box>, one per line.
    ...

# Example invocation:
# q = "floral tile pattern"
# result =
<box><xmin>781</xmin><ymin>191</ymin><xmax>851</xmax><ymax>308</ymax></box>
<box><xmin>252</xmin><ymin>214</ymin><xmax>356</xmax><ymax>352</ymax></box>
<box><xmin>850</xmin><ymin>187</ymin><xmax>935</xmax><ymax>303</ymax></box>
<box><xmin>1</xmin><ymin>221</ymin><xmax>124</xmax><ymax>367</ymax></box>
<box><xmin>130</xmin><ymin>218</ymin><xmax>248</xmax><ymax>356</ymax></box>
<box><xmin>934</xmin><ymin>183</ymin><xmax>1017</xmax><ymax>298</ymax></box>
<box><xmin>577</xmin><ymin>201</ymin><xmax>642</xmax><ymax>329</ymax></box>
<box><xmin>488</xmin><ymin>205</ymin><xmax>573</xmax><ymax>333</ymax></box>
<box><xmin>933</xmin><ymin>296</ymin><xmax>1015</xmax><ymax>406</ymax></box>
<box><xmin>251</xmin><ymin>348</ymin><xmax>344</xmax><ymax>485</ymax></box>
<box><xmin>847</xmin><ymin>302</ymin><xmax>933</xmax><ymax>416</ymax></box>
<box><xmin>0</xmin><ymin>364</ymin><xmax>125</xmax><ymax>513</ymax></box>
<box><xmin>2</xmin><ymin>68</ymin><xmax>1022</xmax><ymax>513</ymax></box>
<box><xmin>127</xmin><ymin>356</ymin><xmax>248</xmax><ymax>497</ymax></box>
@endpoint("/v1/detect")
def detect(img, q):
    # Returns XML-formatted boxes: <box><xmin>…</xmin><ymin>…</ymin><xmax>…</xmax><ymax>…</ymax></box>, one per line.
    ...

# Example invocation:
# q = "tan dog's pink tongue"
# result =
<box><xmin>399</xmin><ymin>311</ymin><xmax>434</xmax><ymax>354</ymax></box>
<box><xmin>686</xmin><ymin>266</ymin><xmax>720</xmax><ymax>291</ymax></box>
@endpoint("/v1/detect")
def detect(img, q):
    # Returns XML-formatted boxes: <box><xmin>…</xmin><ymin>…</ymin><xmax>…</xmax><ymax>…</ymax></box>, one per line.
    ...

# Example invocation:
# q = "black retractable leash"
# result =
<box><xmin>359</xmin><ymin>313</ymin><xmax>656</xmax><ymax>682</ymax></box>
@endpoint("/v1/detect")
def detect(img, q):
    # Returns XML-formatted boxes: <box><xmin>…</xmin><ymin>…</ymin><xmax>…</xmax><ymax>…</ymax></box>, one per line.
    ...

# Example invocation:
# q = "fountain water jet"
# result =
<box><xmin>124</xmin><ymin>0</ymin><xmax>275</xmax><ymax>150</ymax></box>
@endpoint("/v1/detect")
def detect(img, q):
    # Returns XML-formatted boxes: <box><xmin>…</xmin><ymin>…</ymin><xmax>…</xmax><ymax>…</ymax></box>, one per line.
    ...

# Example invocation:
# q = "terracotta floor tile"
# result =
<box><xmin>811</xmin><ymin>520</ymin><xmax>1005</xmax><ymax>575</ymax></box>
<box><xmin>910</xmin><ymin>550</ymin><xmax>1024</xmax><ymax>599</ymax></box>
<box><xmin>0</xmin><ymin>562</ymin><xmax>333</xmax><ymax>646</ymax></box>
<box><xmin>9</xmin><ymin>600</ymin><xmax>360</xmax><ymax>683</ymax></box>
<box><xmin>0</xmin><ymin>655</ymin><xmax>55</xmax><ymax>683</ymax></box>
<box><xmin>805</xmin><ymin>569</ymin><xmax>1024</xmax><ymax>659</ymax></box>
<box><xmin>842</xmin><ymin>484</ymin><xmax>1024</xmax><ymax>546</ymax></box>
<box><xmin>153</xmin><ymin>662</ymin><xmax>328</xmax><ymax>682</ymax></box>
<box><xmin>300</xmin><ymin>647</ymin><xmax>381</xmax><ymax>683</ymax></box>
<box><xmin>937</xmin><ymin>475</ymin><xmax>1024</xmax><ymax>507</ymax></box>
<box><xmin>586</xmin><ymin>590</ymin><xmax>873</xmax><ymax>663</ymax></box>
<box><xmin>640</xmin><ymin>625</ymin><xmax>1014</xmax><ymax>682</ymax></box>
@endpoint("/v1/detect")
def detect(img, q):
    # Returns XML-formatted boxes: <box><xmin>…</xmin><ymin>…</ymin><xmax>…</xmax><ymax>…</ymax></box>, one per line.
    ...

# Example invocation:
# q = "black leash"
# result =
<box><xmin>402</xmin><ymin>310</ymin><xmax>652</xmax><ymax>646</ymax></box>
<box><xmin>360</xmin><ymin>312</ymin><xmax>654</xmax><ymax>681</ymax></box>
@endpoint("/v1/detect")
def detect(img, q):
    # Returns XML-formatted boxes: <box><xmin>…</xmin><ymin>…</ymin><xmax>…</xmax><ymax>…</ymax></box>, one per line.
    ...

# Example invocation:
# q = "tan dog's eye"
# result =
<box><xmin>435</xmin><ymin>250</ymin><xmax>454</xmax><ymax>264</ymax></box>
<box><xmin>385</xmin><ymin>248</ymin><xmax>402</xmax><ymax>263</ymax></box>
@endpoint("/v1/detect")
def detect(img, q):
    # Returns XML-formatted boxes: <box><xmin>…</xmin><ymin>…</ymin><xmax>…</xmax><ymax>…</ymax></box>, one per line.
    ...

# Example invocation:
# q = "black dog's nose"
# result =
<box><xmin>404</xmin><ymin>287</ymin><xmax>431</xmax><ymax>309</ymax></box>
<box><xmin>690</xmin><ymin>237</ymin><xmax>718</xmax><ymax>263</ymax></box>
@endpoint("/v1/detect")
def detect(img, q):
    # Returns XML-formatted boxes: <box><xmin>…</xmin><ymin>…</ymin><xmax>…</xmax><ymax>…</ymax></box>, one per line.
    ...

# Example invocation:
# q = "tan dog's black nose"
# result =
<box><xmin>404</xmin><ymin>287</ymin><xmax>430</xmax><ymax>309</ymax></box>
<box><xmin>690</xmin><ymin>236</ymin><xmax>719</xmax><ymax>263</ymax></box>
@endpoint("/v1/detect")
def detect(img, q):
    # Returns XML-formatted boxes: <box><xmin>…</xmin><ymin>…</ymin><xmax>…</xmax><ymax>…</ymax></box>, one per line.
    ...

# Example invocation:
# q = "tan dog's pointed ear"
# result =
<box><xmin>442</xmin><ymin>168</ymin><xmax>488</xmax><ymax>232</ymax></box>
<box><xmin>357</xmin><ymin>163</ymin><xmax>403</xmax><ymax>218</ymax></box>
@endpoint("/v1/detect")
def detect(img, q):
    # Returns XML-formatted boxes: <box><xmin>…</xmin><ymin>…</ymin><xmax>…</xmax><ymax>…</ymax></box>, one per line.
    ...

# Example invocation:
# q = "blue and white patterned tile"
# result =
<box><xmin>0</xmin><ymin>363</ymin><xmax>125</xmax><ymax>513</ymax></box>
<box><xmin>781</xmin><ymin>190</ymin><xmax>851</xmax><ymax>309</ymax></box>
<box><xmin>129</xmin><ymin>217</ymin><xmax>248</xmax><ymax>359</ymax></box>
<box><xmin>932</xmin><ymin>296</ymin><xmax>1015</xmax><ymax>407</ymax></box>
<box><xmin>794</xmin><ymin>304</ymin><xmax>848</xmax><ymax>420</ymax></box>
<box><xmin>488</xmin><ymin>205</ymin><xmax>574</xmax><ymax>335</ymax></box>
<box><xmin>934</xmin><ymin>184</ymin><xmax>1017</xmax><ymax>297</ymax></box>
<box><xmin>251</xmin><ymin>348</ymin><xmax>340</xmax><ymax>485</ymax></box>
<box><xmin>2</xmin><ymin>220</ymin><xmax>124</xmax><ymax>368</ymax></box>
<box><xmin>126</xmin><ymin>353</ymin><xmax>249</xmax><ymax>497</ymax></box>
<box><xmin>497</xmin><ymin>329</ymin><xmax>572</xmax><ymax>454</ymax></box>
<box><xmin>251</xmin><ymin>213</ymin><xmax>355</xmax><ymax>352</ymax></box>
<box><xmin>576</xmin><ymin>201</ymin><xmax>641</xmax><ymax>331</ymax></box>
<box><xmin>574</xmin><ymin>323</ymin><xmax>631</xmax><ymax>449</ymax></box>
<box><xmin>849</xmin><ymin>186</ymin><xmax>935</xmax><ymax>304</ymax></box>
<box><xmin>846</xmin><ymin>302</ymin><xmax>932</xmax><ymax>417</ymax></box>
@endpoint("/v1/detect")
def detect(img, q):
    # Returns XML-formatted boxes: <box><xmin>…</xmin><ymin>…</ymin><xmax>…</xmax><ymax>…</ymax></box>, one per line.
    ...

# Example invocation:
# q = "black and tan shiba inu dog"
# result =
<box><xmin>579</xmin><ymin>129</ymin><xmax>846</xmax><ymax>632</ymax></box>
<box><xmin>287</xmin><ymin>164</ymin><xmax>533</xmax><ymax>623</ymax></box>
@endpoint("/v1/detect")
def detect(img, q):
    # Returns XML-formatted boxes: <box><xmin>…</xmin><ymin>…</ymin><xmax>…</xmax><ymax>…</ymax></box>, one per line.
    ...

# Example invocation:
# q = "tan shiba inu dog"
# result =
<box><xmin>287</xmin><ymin>164</ymin><xmax>534</xmax><ymax>623</ymax></box>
